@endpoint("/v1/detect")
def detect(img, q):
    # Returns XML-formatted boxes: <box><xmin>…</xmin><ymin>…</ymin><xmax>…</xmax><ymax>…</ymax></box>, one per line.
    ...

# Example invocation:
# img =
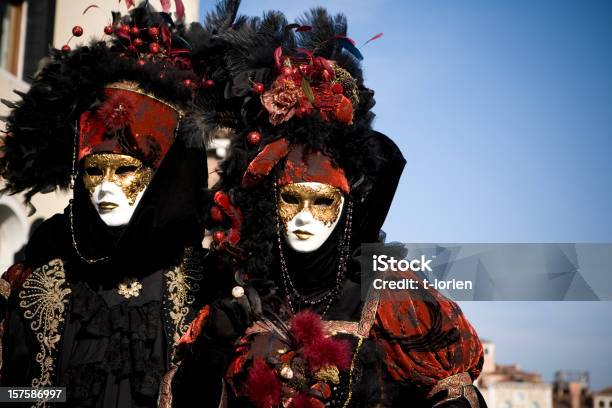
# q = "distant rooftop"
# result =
<box><xmin>595</xmin><ymin>386</ymin><xmax>612</xmax><ymax>396</ymax></box>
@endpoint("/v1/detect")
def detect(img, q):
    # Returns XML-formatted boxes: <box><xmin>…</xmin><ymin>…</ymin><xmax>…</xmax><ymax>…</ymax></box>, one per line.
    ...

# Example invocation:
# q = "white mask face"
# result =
<box><xmin>82</xmin><ymin>153</ymin><xmax>153</xmax><ymax>227</ymax></box>
<box><xmin>278</xmin><ymin>182</ymin><xmax>345</xmax><ymax>253</ymax></box>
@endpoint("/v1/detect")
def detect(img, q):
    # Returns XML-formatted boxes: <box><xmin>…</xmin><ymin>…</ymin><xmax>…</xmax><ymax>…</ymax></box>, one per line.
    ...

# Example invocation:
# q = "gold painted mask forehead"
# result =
<box><xmin>278</xmin><ymin>183</ymin><xmax>343</xmax><ymax>227</ymax></box>
<box><xmin>82</xmin><ymin>153</ymin><xmax>153</xmax><ymax>205</ymax></box>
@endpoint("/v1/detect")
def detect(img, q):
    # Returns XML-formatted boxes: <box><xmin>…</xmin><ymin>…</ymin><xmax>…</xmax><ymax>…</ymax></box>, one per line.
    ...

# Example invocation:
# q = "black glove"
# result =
<box><xmin>171</xmin><ymin>285</ymin><xmax>262</xmax><ymax>408</ymax></box>
<box><xmin>205</xmin><ymin>285</ymin><xmax>262</xmax><ymax>344</ymax></box>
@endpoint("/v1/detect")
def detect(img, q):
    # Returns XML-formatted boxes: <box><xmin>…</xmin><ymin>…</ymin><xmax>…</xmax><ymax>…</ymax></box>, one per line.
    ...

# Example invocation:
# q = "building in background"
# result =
<box><xmin>593</xmin><ymin>387</ymin><xmax>612</xmax><ymax>408</ymax></box>
<box><xmin>553</xmin><ymin>371</ymin><xmax>592</xmax><ymax>408</ymax></box>
<box><xmin>477</xmin><ymin>340</ymin><xmax>553</xmax><ymax>408</ymax></box>
<box><xmin>0</xmin><ymin>0</ymin><xmax>199</xmax><ymax>272</ymax></box>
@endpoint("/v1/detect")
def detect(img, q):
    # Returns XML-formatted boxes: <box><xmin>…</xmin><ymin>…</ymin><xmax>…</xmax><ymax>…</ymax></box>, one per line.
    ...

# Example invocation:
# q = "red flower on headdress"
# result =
<box><xmin>261</xmin><ymin>78</ymin><xmax>306</xmax><ymax>125</ymax></box>
<box><xmin>261</xmin><ymin>48</ymin><xmax>355</xmax><ymax>125</ymax></box>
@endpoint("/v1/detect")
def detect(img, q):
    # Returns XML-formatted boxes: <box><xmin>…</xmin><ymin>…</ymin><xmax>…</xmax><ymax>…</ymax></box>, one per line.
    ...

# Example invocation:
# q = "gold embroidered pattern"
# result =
<box><xmin>427</xmin><ymin>372</ymin><xmax>480</xmax><ymax>408</ymax></box>
<box><xmin>106</xmin><ymin>81</ymin><xmax>185</xmax><ymax>117</ymax></box>
<box><xmin>165</xmin><ymin>263</ymin><xmax>201</xmax><ymax>344</ymax></box>
<box><xmin>18</xmin><ymin>259</ymin><xmax>71</xmax><ymax>403</ymax></box>
<box><xmin>314</xmin><ymin>364</ymin><xmax>340</xmax><ymax>384</ymax></box>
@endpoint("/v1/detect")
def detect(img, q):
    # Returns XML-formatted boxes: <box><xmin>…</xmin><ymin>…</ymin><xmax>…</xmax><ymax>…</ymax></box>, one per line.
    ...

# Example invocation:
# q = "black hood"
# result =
<box><xmin>24</xmin><ymin>141</ymin><xmax>208</xmax><ymax>279</ymax></box>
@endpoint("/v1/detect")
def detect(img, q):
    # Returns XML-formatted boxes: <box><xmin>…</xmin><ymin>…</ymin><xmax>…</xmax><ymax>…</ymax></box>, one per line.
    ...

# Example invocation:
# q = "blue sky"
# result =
<box><xmin>199</xmin><ymin>0</ymin><xmax>612</xmax><ymax>389</ymax></box>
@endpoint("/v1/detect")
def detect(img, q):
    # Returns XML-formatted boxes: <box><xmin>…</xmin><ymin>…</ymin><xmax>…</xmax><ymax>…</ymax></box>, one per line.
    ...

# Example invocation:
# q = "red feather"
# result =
<box><xmin>161</xmin><ymin>24</ymin><xmax>172</xmax><ymax>50</ymax></box>
<box><xmin>296</xmin><ymin>25</ymin><xmax>312</xmax><ymax>32</ymax></box>
<box><xmin>274</xmin><ymin>46</ymin><xmax>283</xmax><ymax>70</ymax></box>
<box><xmin>125</xmin><ymin>0</ymin><xmax>135</xmax><ymax>9</ymax></box>
<box><xmin>175</xmin><ymin>0</ymin><xmax>185</xmax><ymax>21</ymax></box>
<box><xmin>82</xmin><ymin>4</ymin><xmax>99</xmax><ymax>15</ymax></box>
<box><xmin>245</xmin><ymin>359</ymin><xmax>282</xmax><ymax>408</ymax></box>
<box><xmin>335</xmin><ymin>34</ymin><xmax>355</xmax><ymax>46</ymax></box>
<box><xmin>160</xmin><ymin>0</ymin><xmax>171</xmax><ymax>13</ymax></box>
<box><xmin>290</xmin><ymin>310</ymin><xmax>324</xmax><ymax>346</ymax></box>
<box><xmin>362</xmin><ymin>32</ymin><xmax>383</xmax><ymax>47</ymax></box>
<box><xmin>213</xmin><ymin>190</ymin><xmax>243</xmax><ymax>246</ymax></box>
<box><xmin>242</xmin><ymin>138</ymin><xmax>290</xmax><ymax>188</ymax></box>
<box><xmin>302</xmin><ymin>337</ymin><xmax>352</xmax><ymax>371</ymax></box>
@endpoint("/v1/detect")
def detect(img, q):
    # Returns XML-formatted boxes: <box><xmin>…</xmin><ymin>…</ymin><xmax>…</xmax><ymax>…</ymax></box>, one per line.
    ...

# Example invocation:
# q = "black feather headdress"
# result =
<box><xmin>205</xmin><ymin>8</ymin><xmax>406</xmax><ymax>282</ymax></box>
<box><xmin>0</xmin><ymin>1</ymin><xmax>242</xmax><ymax>212</ymax></box>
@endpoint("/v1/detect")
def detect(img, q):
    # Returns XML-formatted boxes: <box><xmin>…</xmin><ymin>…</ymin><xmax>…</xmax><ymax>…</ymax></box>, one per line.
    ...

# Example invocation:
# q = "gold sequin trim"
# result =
<box><xmin>342</xmin><ymin>336</ymin><xmax>364</xmax><ymax>408</ymax></box>
<box><xmin>105</xmin><ymin>81</ymin><xmax>185</xmax><ymax>118</ymax></box>
<box><xmin>18</xmin><ymin>259</ymin><xmax>71</xmax><ymax>406</ymax></box>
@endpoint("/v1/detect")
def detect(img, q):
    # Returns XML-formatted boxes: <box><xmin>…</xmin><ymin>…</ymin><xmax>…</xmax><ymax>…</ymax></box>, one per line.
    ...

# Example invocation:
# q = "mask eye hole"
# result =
<box><xmin>281</xmin><ymin>193</ymin><xmax>300</xmax><ymax>204</ymax></box>
<box><xmin>314</xmin><ymin>197</ymin><xmax>334</xmax><ymax>206</ymax></box>
<box><xmin>85</xmin><ymin>167</ymin><xmax>103</xmax><ymax>176</ymax></box>
<box><xmin>116</xmin><ymin>165</ymin><xmax>139</xmax><ymax>175</ymax></box>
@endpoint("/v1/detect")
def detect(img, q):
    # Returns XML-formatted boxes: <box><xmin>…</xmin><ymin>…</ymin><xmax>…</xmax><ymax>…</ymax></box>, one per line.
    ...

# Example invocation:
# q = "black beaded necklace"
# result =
<box><xmin>275</xmin><ymin>184</ymin><xmax>354</xmax><ymax>317</ymax></box>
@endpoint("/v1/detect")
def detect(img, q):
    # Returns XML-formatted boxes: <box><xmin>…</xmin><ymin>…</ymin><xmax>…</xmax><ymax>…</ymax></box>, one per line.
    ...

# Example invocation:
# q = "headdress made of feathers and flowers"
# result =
<box><xmin>202</xmin><ymin>8</ymin><xmax>405</xmax><ymax>282</ymax></box>
<box><xmin>0</xmin><ymin>0</ymin><xmax>244</xmax><ymax>212</ymax></box>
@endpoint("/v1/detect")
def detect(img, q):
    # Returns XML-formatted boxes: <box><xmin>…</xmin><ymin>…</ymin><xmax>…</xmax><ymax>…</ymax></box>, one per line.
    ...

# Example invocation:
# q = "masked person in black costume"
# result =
<box><xmin>166</xmin><ymin>6</ymin><xmax>487</xmax><ymax>408</ymax></box>
<box><xmin>0</xmin><ymin>2</ymin><xmax>241</xmax><ymax>406</ymax></box>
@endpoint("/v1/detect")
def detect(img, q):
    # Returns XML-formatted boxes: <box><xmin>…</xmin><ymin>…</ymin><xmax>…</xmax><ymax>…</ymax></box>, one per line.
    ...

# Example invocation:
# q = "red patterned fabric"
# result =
<box><xmin>371</xmin><ymin>280</ymin><xmax>484</xmax><ymax>392</ymax></box>
<box><xmin>276</xmin><ymin>145</ymin><xmax>349</xmax><ymax>194</ymax></box>
<box><xmin>78</xmin><ymin>87</ymin><xmax>180</xmax><ymax>168</ymax></box>
<box><xmin>242</xmin><ymin>138</ymin><xmax>290</xmax><ymax>188</ymax></box>
<box><xmin>242</xmin><ymin>141</ymin><xmax>349</xmax><ymax>194</ymax></box>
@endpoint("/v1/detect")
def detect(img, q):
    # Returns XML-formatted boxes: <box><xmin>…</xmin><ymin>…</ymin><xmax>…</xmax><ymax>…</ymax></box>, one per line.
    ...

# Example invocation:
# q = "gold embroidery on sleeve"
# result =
<box><xmin>18</xmin><ymin>259</ymin><xmax>71</xmax><ymax>406</ymax></box>
<box><xmin>165</xmin><ymin>259</ymin><xmax>202</xmax><ymax>344</ymax></box>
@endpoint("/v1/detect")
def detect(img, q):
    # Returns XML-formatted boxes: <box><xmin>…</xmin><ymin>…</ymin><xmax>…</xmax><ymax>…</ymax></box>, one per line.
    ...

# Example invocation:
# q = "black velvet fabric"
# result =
<box><xmin>2</xmin><ymin>79</ymin><xmax>209</xmax><ymax>408</ymax></box>
<box><xmin>60</xmin><ymin>272</ymin><xmax>166</xmax><ymax>408</ymax></box>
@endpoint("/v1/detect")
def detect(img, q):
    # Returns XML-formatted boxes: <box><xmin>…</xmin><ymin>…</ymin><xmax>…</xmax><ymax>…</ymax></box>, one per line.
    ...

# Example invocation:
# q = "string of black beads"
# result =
<box><xmin>274</xmin><ymin>183</ymin><xmax>354</xmax><ymax>317</ymax></box>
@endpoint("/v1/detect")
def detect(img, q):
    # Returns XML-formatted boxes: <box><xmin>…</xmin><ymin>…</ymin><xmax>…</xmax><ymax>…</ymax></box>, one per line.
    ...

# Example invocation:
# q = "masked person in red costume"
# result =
<box><xmin>0</xmin><ymin>2</ymin><xmax>241</xmax><ymax>406</ymax></box>
<box><xmin>166</xmin><ymin>5</ymin><xmax>487</xmax><ymax>408</ymax></box>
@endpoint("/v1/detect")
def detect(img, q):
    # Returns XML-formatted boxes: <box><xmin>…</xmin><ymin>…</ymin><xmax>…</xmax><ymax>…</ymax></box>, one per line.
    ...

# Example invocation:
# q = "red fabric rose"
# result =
<box><xmin>261</xmin><ymin>78</ymin><xmax>305</xmax><ymax>125</ymax></box>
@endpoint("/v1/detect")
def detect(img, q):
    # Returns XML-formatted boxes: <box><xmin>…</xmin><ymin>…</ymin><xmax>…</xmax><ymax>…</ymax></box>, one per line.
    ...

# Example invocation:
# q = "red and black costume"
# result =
<box><xmin>168</xmin><ymin>6</ymin><xmax>486</xmax><ymax>408</ymax></box>
<box><xmin>0</xmin><ymin>3</ymin><xmax>236</xmax><ymax>406</ymax></box>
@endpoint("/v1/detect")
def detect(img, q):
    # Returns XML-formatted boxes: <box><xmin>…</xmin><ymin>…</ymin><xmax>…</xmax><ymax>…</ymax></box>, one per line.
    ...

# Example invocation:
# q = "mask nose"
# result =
<box><xmin>96</xmin><ymin>181</ymin><xmax>119</xmax><ymax>200</ymax></box>
<box><xmin>294</xmin><ymin>208</ymin><xmax>314</xmax><ymax>226</ymax></box>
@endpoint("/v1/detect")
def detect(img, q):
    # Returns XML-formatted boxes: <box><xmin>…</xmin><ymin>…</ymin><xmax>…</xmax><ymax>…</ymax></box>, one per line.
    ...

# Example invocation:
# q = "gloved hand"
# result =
<box><xmin>170</xmin><ymin>285</ymin><xmax>263</xmax><ymax>408</ymax></box>
<box><xmin>205</xmin><ymin>284</ymin><xmax>263</xmax><ymax>344</ymax></box>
